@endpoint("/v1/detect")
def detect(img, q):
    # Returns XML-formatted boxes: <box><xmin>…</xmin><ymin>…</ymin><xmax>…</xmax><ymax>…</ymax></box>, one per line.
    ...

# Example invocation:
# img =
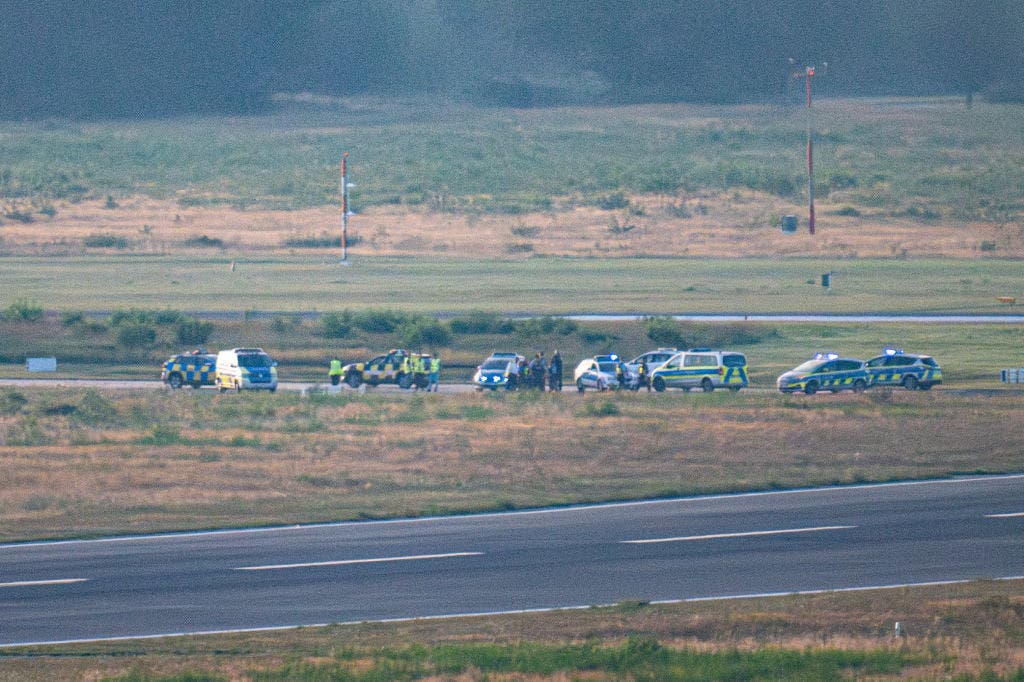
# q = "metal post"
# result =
<box><xmin>805</xmin><ymin>66</ymin><xmax>815</xmax><ymax>235</ymax></box>
<box><xmin>340</xmin><ymin>152</ymin><xmax>349</xmax><ymax>262</ymax></box>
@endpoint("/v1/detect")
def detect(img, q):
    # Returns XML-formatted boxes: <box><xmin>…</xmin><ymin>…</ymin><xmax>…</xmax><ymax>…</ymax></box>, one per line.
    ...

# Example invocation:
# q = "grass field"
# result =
<box><xmin>0</xmin><ymin>255</ymin><xmax>1023</xmax><ymax>316</ymax></box>
<box><xmin>1</xmin><ymin>388</ymin><xmax>1021</xmax><ymax>543</ymax></box>
<box><xmin>2</xmin><ymin>96</ymin><xmax>1023</xmax><ymax>678</ymax></box>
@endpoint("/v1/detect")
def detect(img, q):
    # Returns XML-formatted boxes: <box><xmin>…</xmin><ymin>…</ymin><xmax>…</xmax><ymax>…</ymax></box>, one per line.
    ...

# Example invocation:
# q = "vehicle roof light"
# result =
<box><xmin>883</xmin><ymin>347</ymin><xmax>903</xmax><ymax>356</ymax></box>
<box><xmin>813</xmin><ymin>352</ymin><xmax>839</xmax><ymax>360</ymax></box>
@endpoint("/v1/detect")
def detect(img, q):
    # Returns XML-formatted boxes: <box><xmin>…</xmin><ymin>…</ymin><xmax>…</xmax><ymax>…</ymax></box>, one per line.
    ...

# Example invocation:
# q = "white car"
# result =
<box><xmin>573</xmin><ymin>354</ymin><xmax>629</xmax><ymax>392</ymax></box>
<box><xmin>625</xmin><ymin>348</ymin><xmax>677</xmax><ymax>376</ymax></box>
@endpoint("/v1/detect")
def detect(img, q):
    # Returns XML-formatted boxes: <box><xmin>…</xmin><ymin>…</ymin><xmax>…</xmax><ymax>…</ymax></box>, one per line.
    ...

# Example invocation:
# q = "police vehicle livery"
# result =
<box><xmin>161</xmin><ymin>352</ymin><xmax>217</xmax><ymax>389</ymax></box>
<box><xmin>649</xmin><ymin>349</ymin><xmax>748</xmax><ymax>392</ymax></box>
<box><xmin>341</xmin><ymin>349</ymin><xmax>430</xmax><ymax>389</ymax></box>
<box><xmin>865</xmin><ymin>349</ymin><xmax>942</xmax><ymax>390</ymax></box>
<box><xmin>473</xmin><ymin>352</ymin><xmax>524</xmax><ymax>391</ymax></box>
<box><xmin>777</xmin><ymin>353</ymin><xmax>870</xmax><ymax>395</ymax></box>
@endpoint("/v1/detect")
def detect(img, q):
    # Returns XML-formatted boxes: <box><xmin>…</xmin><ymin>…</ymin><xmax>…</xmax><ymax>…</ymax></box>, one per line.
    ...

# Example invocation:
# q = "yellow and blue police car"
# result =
<box><xmin>341</xmin><ymin>349</ymin><xmax>429</xmax><ymax>389</ymax></box>
<box><xmin>776</xmin><ymin>352</ymin><xmax>870</xmax><ymax>395</ymax></box>
<box><xmin>865</xmin><ymin>348</ymin><xmax>942</xmax><ymax>390</ymax></box>
<box><xmin>161</xmin><ymin>352</ymin><xmax>217</xmax><ymax>389</ymax></box>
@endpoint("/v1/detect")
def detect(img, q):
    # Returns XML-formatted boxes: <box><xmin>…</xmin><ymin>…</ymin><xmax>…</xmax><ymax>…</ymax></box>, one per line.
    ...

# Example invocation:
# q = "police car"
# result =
<box><xmin>161</xmin><ymin>352</ymin><xmax>217</xmax><ymax>389</ymax></box>
<box><xmin>865</xmin><ymin>348</ymin><xmax>942</xmax><ymax>390</ymax></box>
<box><xmin>625</xmin><ymin>348</ymin><xmax>677</xmax><ymax>376</ymax></box>
<box><xmin>473</xmin><ymin>352</ymin><xmax>524</xmax><ymax>391</ymax></box>
<box><xmin>341</xmin><ymin>349</ymin><xmax>429</xmax><ymax>389</ymax></box>
<box><xmin>649</xmin><ymin>348</ymin><xmax>748</xmax><ymax>393</ymax></box>
<box><xmin>776</xmin><ymin>353</ymin><xmax>870</xmax><ymax>395</ymax></box>
<box><xmin>573</xmin><ymin>354</ymin><xmax>633</xmax><ymax>392</ymax></box>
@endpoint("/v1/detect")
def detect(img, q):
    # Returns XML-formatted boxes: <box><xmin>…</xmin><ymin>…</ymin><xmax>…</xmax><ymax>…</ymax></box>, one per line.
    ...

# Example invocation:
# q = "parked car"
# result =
<box><xmin>865</xmin><ymin>349</ymin><xmax>942</xmax><ymax>390</ymax></box>
<box><xmin>777</xmin><ymin>353</ymin><xmax>869</xmax><ymax>395</ymax></box>
<box><xmin>473</xmin><ymin>352</ymin><xmax>525</xmax><ymax>391</ymax></box>
<box><xmin>573</xmin><ymin>354</ymin><xmax>632</xmax><ymax>392</ymax></box>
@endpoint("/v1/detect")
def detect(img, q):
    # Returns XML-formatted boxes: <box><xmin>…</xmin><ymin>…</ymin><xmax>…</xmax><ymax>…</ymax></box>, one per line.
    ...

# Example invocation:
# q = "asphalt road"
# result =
<box><xmin>2</xmin><ymin>475</ymin><xmax>1022</xmax><ymax>647</ymax></box>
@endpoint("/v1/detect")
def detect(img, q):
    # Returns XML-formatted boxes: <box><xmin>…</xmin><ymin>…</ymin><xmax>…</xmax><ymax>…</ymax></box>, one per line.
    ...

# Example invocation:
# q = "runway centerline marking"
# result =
<box><xmin>622</xmin><ymin>525</ymin><xmax>856</xmax><ymax>544</ymax></box>
<box><xmin>235</xmin><ymin>551</ymin><xmax>484</xmax><ymax>571</ymax></box>
<box><xmin>0</xmin><ymin>578</ymin><xmax>89</xmax><ymax>588</ymax></box>
<box><xmin>986</xmin><ymin>512</ymin><xmax>1024</xmax><ymax>518</ymax></box>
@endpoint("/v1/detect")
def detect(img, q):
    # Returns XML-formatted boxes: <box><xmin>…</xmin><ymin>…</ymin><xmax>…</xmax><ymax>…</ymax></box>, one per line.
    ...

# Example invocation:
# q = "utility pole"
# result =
<box><xmin>791</xmin><ymin>60</ymin><xmax>825</xmax><ymax>235</ymax></box>
<box><xmin>340</xmin><ymin>153</ymin><xmax>353</xmax><ymax>262</ymax></box>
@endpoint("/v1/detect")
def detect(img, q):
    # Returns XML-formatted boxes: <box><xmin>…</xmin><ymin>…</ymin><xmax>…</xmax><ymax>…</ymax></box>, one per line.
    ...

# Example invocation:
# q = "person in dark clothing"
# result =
<box><xmin>549</xmin><ymin>350</ymin><xmax>563</xmax><ymax>391</ymax></box>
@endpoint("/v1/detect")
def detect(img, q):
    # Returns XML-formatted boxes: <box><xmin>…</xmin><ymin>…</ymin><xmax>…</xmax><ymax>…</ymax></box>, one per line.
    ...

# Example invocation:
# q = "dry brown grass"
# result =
<box><xmin>5</xmin><ymin>192</ymin><xmax>1018</xmax><ymax>259</ymax></box>
<box><xmin>2</xmin><ymin>579</ymin><xmax>1022</xmax><ymax>680</ymax></box>
<box><xmin>1</xmin><ymin>389</ymin><xmax>1022</xmax><ymax>542</ymax></box>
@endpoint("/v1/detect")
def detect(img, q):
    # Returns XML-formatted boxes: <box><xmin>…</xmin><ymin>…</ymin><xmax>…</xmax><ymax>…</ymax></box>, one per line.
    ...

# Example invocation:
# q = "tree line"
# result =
<box><xmin>2</xmin><ymin>0</ymin><xmax>1021</xmax><ymax>118</ymax></box>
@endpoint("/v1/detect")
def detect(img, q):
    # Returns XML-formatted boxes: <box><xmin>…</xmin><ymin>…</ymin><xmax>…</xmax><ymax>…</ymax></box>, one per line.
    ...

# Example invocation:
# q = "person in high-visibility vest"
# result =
<box><xmin>328</xmin><ymin>357</ymin><xmax>343</xmax><ymax>386</ymax></box>
<box><xmin>428</xmin><ymin>356</ymin><xmax>441</xmax><ymax>392</ymax></box>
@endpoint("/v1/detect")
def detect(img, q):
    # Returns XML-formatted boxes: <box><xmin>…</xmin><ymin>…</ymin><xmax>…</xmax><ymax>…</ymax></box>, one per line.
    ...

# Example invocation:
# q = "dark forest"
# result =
<box><xmin>3</xmin><ymin>0</ymin><xmax>1022</xmax><ymax>118</ymax></box>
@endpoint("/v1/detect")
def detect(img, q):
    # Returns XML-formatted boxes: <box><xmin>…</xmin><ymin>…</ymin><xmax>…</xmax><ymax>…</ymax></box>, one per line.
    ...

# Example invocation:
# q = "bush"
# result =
<box><xmin>176</xmin><ymin>318</ymin><xmax>215</xmax><ymax>345</ymax></box>
<box><xmin>595</xmin><ymin>191</ymin><xmax>630</xmax><ymax>210</ymax></box>
<box><xmin>447</xmin><ymin>311</ymin><xmax>515</xmax><ymax>335</ymax></box>
<box><xmin>4</xmin><ymin>298</ymin><xmax>44</xmax><ymax>322</ymax></box>
<box><xmin>110</xmin><ymin>309</ymin><xmax>155</xmax><ymax>327</ymax></box>
<box><xmin>84</xmin><ymin>233</ymin><xmax>128</xmax><ymax>249</ymax></box>
<box><xmin>400</xmin><ymin>318</ymin><xmax>451</xmax><ymax>348</ymax></box>
<box><xmin>515</xmin><ymin>316</ymin><xmax>578</xmax><ymax>337</ymax></box>
<box><xmin>644</xmin><ymin>316</ymin><xmax>684</xmax><ymax>347</ymax></box>
<box><xmin>155</xmin><ymin>309</ymin><xmax>183</xmax><ymax>325</ymax></box>
<box><xmin>321</xmin><ymin>311</ymin><xmax>353</xmax><ymax>338</ymax></box>
<box><xmin>183</xmin><ymin>235</ymin><xmax>224</xmax><ymax>248</ymax></box>
<box><xmin>60</xmin><ymin>311</ymin><xmax>84</xmax><ymax>326</ymax></box>
<box><xmin>353</xmin><ymin>308</ymin><xmax>408</xmax><ymax>333</ymax></box>
<box><xmin>116</xmin><ymin>323</ymin><xmax>157</xmax><ymax>348</ymax></box>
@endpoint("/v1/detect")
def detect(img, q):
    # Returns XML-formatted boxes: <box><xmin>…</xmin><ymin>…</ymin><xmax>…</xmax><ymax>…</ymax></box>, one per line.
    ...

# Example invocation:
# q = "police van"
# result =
<box><xmin>649</xmin><ymin>349</ymin><xmax>748</xmax><ymax>393</ymax></box>
<box><xmin>215</xmin><ymin>348</ymin><xmax>278</xmax><ymax>392</ymax></box>
<box><xmin>161</xmin><ymin>352</ymin><xmax>217</xmax><ymax>389</ymax></box>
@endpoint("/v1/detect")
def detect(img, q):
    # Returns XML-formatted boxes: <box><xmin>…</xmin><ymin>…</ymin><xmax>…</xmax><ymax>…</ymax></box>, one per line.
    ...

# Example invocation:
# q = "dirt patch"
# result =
<box><xmin>4</xmin><ymin>193</ymin><xmax>1018</xmax><ymax>259</ymax></box>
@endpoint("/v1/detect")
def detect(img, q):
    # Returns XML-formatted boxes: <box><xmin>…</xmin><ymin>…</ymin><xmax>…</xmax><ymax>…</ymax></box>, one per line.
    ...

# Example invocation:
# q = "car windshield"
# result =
<box><xmin>722</xmin><ymin>353</ymin><xmax>746</xmax><ymax>367</ymax></box>
<box><xmin>791</xmin><ymin>359</ymin><xmax>823</xmax><ymax>374</ymax></box>
<box><xmin>481</xmin><ymin>359</ymin><xmax>508</xmax><ymax>370</ymax></box>
<box><xmin>238</xmin><ymin>353</ymin><xmax>271</xmax><ymax>368</ymax></box>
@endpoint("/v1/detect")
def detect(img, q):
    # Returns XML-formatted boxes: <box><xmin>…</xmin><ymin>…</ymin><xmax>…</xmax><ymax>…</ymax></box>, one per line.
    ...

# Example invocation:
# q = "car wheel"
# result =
<box><xmin>920</xmin><ymin>383</ymin><xmax>933</xmax><ymax>391</ymax></box>
<box><xmin>701</xmin><ymin>378</ymin><xmax>714</xmax><ymax>393</ymax></box>
<box><xmin>804</xmin><ymin>381</ymin><xmax>819</xmax><ymax>395</ymax></box>
<box><xmin>398</xmin><ymin>373</ymin><xmax>412</xmax><ymax>390</ymax></box>
<box><xmin>346</xmin><ymin>372</ymin><xmax>362</xmax><ymax>388</ymax></box>
<box><xmin>577</xmin><ymin>379</ymin><xmax>585</xmax><ymax>394</ymax></box>
<box><xmin>902</xmin><ymin>375</ymin><xmax>919</xmax><ymax>390</ymax></box>
<box><xmin>652</xmin><ymin>377</ymin><xmax>666</xmax><ymax>393</ymax></box>
<box><xmin>167</xmin><ymin>373</ymin><xmax>184</xmax><ymax>389</ymax></box>
<box><xmin>218</xmin><ymin>383</ymin><xmax>227</xmax><ymax>394</ymax></box>
<box><xmin>506</xmin><ymin>377</ymin><xmax>517</xmax><ymax>391</ymax></box>
<box><xmin>192</xmin><ymin>381</ymin><xmax>202</xmax><ymax>389</ymax></box>
<box><xmin>729</xmin><ymin>386</ymin><xmax>741</xmax><ymax>393</ymax></box>
<box><xmin>853</xmin><ymin>379</ymin><xmax>868</xmax><ymax>393</ymax></box>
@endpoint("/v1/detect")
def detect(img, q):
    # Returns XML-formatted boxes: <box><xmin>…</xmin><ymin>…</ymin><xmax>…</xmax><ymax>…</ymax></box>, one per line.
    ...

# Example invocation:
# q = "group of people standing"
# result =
<box><xmin>517</xmin><ymin>350</ymin><xmax>563</xmax><ymax>391</ymax></box>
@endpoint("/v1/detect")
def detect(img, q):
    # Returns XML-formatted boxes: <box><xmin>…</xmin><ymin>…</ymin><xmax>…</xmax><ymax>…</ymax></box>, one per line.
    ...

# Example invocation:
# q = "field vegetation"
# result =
<box><xmin>0</xmin><ymin>97</ymin><xmax>1022</xmax><ymax>261</ymax></box>
<box><xmin>2</xmin><ymin>97</ymin><xmax>1023</xmax><ymax>677</ymax></box>
<box><xmin>1</xmin><ymin>388</ymin><xmax>1021</xmax><ymax>543</ymax></box>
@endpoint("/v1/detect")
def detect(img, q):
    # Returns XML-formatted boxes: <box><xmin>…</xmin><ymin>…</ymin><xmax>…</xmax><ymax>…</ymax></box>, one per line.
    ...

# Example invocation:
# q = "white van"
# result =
<box><xmin>215</xmin><ymin>348</ymin><xmax>278</xmax><ymax>392</ymax></box>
